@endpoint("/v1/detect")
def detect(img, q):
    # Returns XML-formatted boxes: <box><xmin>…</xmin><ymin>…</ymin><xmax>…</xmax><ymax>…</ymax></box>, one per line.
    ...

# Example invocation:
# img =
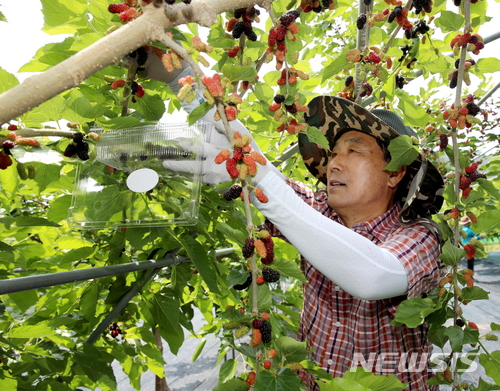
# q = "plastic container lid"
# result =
<box><xmin>68</xmin><ymin>121</ymin><xmax>211</xmax><ymax>229</ymax></box>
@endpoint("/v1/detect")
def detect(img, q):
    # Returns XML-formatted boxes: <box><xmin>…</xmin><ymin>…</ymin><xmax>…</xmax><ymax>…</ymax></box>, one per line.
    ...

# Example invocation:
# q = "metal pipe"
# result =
<box><xmin>0</xmin><ymin>248</ymin><xmax>236</xmax><ymax>295</ymax></box>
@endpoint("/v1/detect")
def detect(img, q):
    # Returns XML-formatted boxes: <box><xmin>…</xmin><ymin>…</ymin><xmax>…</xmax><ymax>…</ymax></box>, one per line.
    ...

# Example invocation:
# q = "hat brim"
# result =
<box><xmin>299</xmin><ymin>95</ymin><xmax>444</xmax><ymax>220</ymax></box>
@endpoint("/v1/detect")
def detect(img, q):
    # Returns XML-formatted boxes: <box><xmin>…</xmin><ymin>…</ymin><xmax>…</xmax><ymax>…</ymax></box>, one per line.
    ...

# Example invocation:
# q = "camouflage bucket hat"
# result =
<box><xmin>300</xmin><ymin>95</ymin><xmax>444</xmax><ymax>229</ymax></box>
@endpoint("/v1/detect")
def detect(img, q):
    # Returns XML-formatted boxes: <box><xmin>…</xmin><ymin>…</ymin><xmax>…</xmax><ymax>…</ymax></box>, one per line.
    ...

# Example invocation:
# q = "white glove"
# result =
<box><xmin>162</xmin><ymin>130</ymin><xmax>276</xmax><ymax>187</ymax></box>
<box><xmin>163</xmin><ymin>137</ymin><xmax>233</xmax><ymax>186</ymax></box>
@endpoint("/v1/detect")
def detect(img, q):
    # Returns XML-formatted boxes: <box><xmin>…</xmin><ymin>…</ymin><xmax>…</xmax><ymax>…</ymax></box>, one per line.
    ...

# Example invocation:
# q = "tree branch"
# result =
<box><xmin>0</xmin><ymin>0</ymin><xmax>270</xmax><ymax>125</ymax></box>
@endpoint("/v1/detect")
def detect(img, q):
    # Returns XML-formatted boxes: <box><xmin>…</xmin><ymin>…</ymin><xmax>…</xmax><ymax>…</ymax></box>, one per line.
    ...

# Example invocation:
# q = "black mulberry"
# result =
<box><xmin>262</xmin><ymin>267</ymin><xmax>280</xmax><ymax>283</ymax></box>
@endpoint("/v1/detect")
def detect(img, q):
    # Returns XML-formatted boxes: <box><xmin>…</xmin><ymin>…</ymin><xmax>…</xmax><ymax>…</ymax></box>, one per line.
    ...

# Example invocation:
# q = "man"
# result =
<box><xmin>144</xmin><ymin>58</ymin><xmax>445</xmax><ymax>390</ymax></box>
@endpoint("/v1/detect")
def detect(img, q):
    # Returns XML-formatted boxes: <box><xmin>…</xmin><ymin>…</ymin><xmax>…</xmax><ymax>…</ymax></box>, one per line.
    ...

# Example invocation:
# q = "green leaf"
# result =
<box><xmin>491</xmin><ymin>322</ymin><xmax>500</xmax><ymax>331</ymax></box>
<box><xmin>428</xmin><ymin>326</ymin><xmax>449</xmax><ymax>348</ymax></box>
<box><xmin>216</xmin><ymin>222</ymin><xmax>247</xmax><ymax>246</ymax></box>
<box><xmin>390</xmin><ymin>297</ymin><xmax>436</xmax><ymax>327</ymax></box>
<box><xmin>475</xmin><ymin>57</ymin><xmax>500</xmax><ymax>74</ymax></box>
<box><xmin>8</xmin><ymin>290</ymin><xmax>39</xmax><ymax>313</ymax></box>
<box><xmin>134</xmin><ymin>93</ymin><xmax>166</xmax><ymax>121</ymax></box>
<box><xmin>339</xmin><ymin>367</ymin><xmax>406</xmax><ymax>391</ymax></box>
<box><xmin>384</xmin><ymin>136</ymin><xmax>419</xmax><ymax>171</ymax></box>
<box><xmin>192</xmin><ymin>338</ymin><xmax>207</xmax><ymax>363</ymax></box>
<box><xmin>140</xmin><ymin>344</ymin><xmax>166</xmax><ymax>378</ymax></box>
<box><xmin>182</xmin><ymin>235</ymin><xmax>220</xmax><ymax>294</ymax></box>
<box><xmin>80</xmin><ymin>284</ymin><xmax>99</xmax><ymax>321</ymax></box>
<box><xmin>0</xmin><ymin>241</ymin><xmax>15</xmax><ymax>252</ymax></box>
<box><xmin>477</xmin><ymin>178</ymin><xmax>500</xmax><ymax>200</ymax></box>
<box><xmin>249</xmin><ymin>283</ymin><xmax>272</xmax><ymax>312</ymax></box>
<box><xmin>423</xmin><ymin>57</ymin><xmax>451</xmax><ymax>75</ymax></box>
<box><xmin>253</xmin><ymin>368</ymin><xmax>302</xmax><ymax>391</ymax></box>
<box><xmin>321</xmin><ymin>54</ymin><xmax>348</xmax><ymax>82</ymax></box>
<box><xmin>7</xmin><ymin>324</ymin><xmax>57</xmax><ymax>338</ymax></box>
<box><xmin>30</xmin><ymin>163</ymin><xmax>61</xmax><ymax>193</ymax></box>
<box><xmin>219</xmin><ymin>358</ymin><xmax>238</xmax><ymax>383</ymax></box>
<box><xmin>305</xmin><ymin>127</ymin><xmax>330</xmax><ymax>151</ymax></box>
<box><xmin>475</xmin><ymin>208</ymin><xmax>500</xmax><ymax>233</ymax></box>
<box><xmin>0</xmin><ymin>67</ymin><xmax>19</xmax><ymax>94</ymax></box>
<box><xmin>479</xmin><ymin>351</ymin><xmax>500</xmax><ymax>385</ymax></box>
<box><xmin>213</xmin><ymin>378</ymin><xmax>249</xmax><ymax>391</ymax></box>
<box><xmin>461</xmin><ymin>286</ymin><xmax>490</xmax><ymax>301</ymax></box>
<box><xmin>276</xmin><ymin>336</ymin><xmax>308</xmax><ymax>362</ymax></box>
<box><xmin>397</xmin><ymin>98</ymin><xmax>429</xmax><ymax>128</ymax></box>
<box><xmin>253</xmin><ymin>82</ymin><xmax>275</xmax><ymax>103</ymax></box>
<box><xmin>188</xmin><ymin>102</ymin><xmax>212</xmax><ymax>125</ymax></box>
<box><xmin>14</xmin><ymin>216</ymin><xmax>60</xmax><ymax>227</ymax></box>
<box><xmin>0</xmin><ymin>377</ymin><xmax>17</xmax><ymax>390</ymax></box>
<box><xmin>222</xmin><ymin>64</ymin><xmax>258</xmax><ymax>82</ymax></box>
<box><xmin>475</xmin><ymin>377</ymin><xmax>500</xmax><ymax>391</ymax></box>
<box><xmin>443</xmin><ymin>325</ymin><xmax>465</xmax><ymax>352</ymax></box>
<box><xmin>436</xmin><ymin>10</ymin><xmax>464</xmax><ymax>32</ymax></box>
<box><xmin>439</xmin><ymin>239</ymin><xmax>465</xmax><ymax>267</ymax></box>
<box><xmin>272</xmin><ymin>258</ymin><xmax>307</xmax><ymax>283</ymax></box>
<box><xmin>151</xmin><ymin>293</ymin><xmax>184</xmax><ymax>354</ymax></box>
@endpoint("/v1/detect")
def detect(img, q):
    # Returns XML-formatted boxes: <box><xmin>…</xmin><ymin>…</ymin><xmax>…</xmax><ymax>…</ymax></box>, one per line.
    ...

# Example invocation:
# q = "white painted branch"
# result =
<box><xmin>0</xmin><ymin>0</ymin><xmax>271</xmax><ymax>125</ymax></box>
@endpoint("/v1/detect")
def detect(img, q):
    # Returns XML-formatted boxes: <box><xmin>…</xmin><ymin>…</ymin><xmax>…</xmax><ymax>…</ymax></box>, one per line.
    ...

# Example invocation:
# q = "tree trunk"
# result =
<box><xmin>154</xmin><ymin>327</ymin><xmax>171</xmax><ymax>391</ymax></box>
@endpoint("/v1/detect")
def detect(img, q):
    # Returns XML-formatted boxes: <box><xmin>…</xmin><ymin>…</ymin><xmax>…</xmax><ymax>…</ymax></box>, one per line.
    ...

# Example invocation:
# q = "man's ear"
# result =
<box><xmin>387</xmin><ymin>165</ymin><xmax>407</xmax><ymax>189</ymax></box>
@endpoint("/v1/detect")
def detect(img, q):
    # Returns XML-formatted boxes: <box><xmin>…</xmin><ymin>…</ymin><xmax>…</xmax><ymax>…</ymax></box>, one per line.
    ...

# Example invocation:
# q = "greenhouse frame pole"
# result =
<box><xmin>0</xmin><ymin>247</ymin><xmax>236</xmax><ymax>295</ymax></box>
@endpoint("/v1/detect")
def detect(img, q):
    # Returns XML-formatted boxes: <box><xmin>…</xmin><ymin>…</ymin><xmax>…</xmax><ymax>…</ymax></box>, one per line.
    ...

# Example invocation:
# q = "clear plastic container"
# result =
<box><xmin>68</xmin><ymin>121</ymin><xmax>211</xmax><ymax>229</ymax></box>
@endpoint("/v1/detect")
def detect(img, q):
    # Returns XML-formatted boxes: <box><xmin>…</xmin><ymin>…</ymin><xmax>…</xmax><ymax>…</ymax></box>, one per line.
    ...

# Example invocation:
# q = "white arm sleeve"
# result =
<box><xmin>250</xmin><ymin>171</ymin><xmax>408</xmax><ymax>300</ymax></box>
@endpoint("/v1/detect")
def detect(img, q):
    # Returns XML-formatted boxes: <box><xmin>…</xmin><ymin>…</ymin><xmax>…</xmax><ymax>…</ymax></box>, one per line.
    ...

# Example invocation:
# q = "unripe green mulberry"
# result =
<box><xmin>223</xmin><ymin>321</ymin><xmax>242</xmax><ymax>330</ymax></box>
<box><xmin>235</xmin><ymin>325</ymin><xmax>250</xmax><ymax>338</ymax></box>
<box><xmin>17</xmin><ymin>162</ymin><xmax>28</xmax><ymax>180</ymax></box>
<box><xmin>27</xmin><ymin>164</ymin><xmax>36</xmax><ymax>179</ymax></box>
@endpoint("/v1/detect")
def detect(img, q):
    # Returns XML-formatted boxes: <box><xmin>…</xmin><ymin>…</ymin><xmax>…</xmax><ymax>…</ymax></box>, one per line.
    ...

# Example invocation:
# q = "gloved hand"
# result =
<box><xmin>163</xmin><ymin>136</ymin><xmax>232</xmax><ymax>186</ymax></box>
<box><xmin>162</xmin><ymin>123</ymin><xmax>277</xmax><ymax>187</ymax></box>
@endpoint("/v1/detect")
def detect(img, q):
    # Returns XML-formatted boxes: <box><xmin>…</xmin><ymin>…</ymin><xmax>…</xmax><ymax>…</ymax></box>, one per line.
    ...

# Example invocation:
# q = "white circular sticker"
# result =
<box><xmin>126</xmin><ymin>168</ymin><xmax>159</xmax><ymax>193</ymax></box>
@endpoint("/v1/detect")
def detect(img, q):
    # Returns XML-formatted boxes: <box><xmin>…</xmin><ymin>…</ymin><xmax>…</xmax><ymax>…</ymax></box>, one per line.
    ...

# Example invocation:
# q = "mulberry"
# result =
<box><xmin>249</xmin><ymin>328</ymin><xmax>262</xmax><ymax>347</ymax></box>
<box><xmin>73</xmin><ymin>132</ymin><xmax>84</xmax><ymax>144</ymax></box>
<box><xmin>252</xmin><ymin>318</ymin><xmax>264</xmax><ymax>329</ymax></box>
<box><xmin>260</xmin><ymin>320</ymin><xmax>272</xmax><ymax>343</ymax></box>
<box><xmin>242</xmin><ymin>238</ymin><xmax>255</xmax><ymax>258</ymax></box>
<box><xmin>262</xmin><ymin>267</ymin><xmax>280</xmax><ymax>283</ymax></box>
<box><xmin>459</xmin><ymin>176</ymin><xmax>472</xmax><ymax>190</ymax></box>
<box><xmin>223</xmin><ymin>184</ymin><xmax>242</xmax><ymax>201</ymax></box>
<box><xmin>357</xmin><ymin>13</ymin><xmax>367</xmax><ymax>30</ymax></box>
<box><xmin>274</xmin><ymin>94</ymin><xmax>285</xmax><ymax>104</ymax></box>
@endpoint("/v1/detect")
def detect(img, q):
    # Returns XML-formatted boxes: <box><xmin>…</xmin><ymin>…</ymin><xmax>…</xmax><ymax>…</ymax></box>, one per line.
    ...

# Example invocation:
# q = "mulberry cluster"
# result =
<box><xmin>405</xmin><ymin>20</ymin><xmax>430</xmax><ymax>39</ymax></box>
<box><xmin>387</xmin><ymin>5</ymin><xmax>412</xmax><ymax>31</ymax></box>
<box><xmin>2</xmin><ymin>132</ymin><xmax>40</xmax><ymax>171</ymax></box>
<box><xmin>450</xmin><ymin>32</ymin><xmax>485</xmax><ymax>56</ymax></box>
<box><xmin>448</xmin><ymin>58</ymin><xmax>476</xmax><ymax>89</ymax></box>
<box><xmin>265</xmin><ymin>10</ymin><xmax>300</xmax><ymax>70</ymax></box>
<box><xmin>16</xmin><ymin>162</ymin><xmax>36</xmax><ymax>180</ymax></box>
<box><xmin>301</xmin><ymin>0</ymin><xmax>334</xmax><ymax>14</ymax></box>
<box><xmin>64</xmin><ymin>132</ymin><xmax>90</xmax><ymax>161</ymax></box>
<box><xmin>107</xmin><ymin>2</ymin><xmax>139</xmax><ymax>22</ymax></box>
<box><xmin>412</xmin><ymin>0</ymin><xmax>433</xmax><ymax>14</ymax></box>
<box><xmin>152</xmin><ymin>44</ymin><xmax>183</xmax><ymax>73</ymax></box>
<box><xmin>109</xmin><ymin>322</ymin><xmax>124</xmax><ymax>338</ymax></box>
<box><xmin>129</xmin><ymin>46</ymin><xmax>149</xmax><ymax>71</ymax></box>
<box><xmin>395</xmin><ymin>75</ymin><xmax>406</xmax><ymax>89</ymax></box>
<box><xmin>213</xmin><ymin>131</ymin><xmax>267</xmax><ymax>181</ymax></box>
<box><xmin>442</xmin><ymin>94</ymin><xmax>482</xmax><ymax>129</ymax></box>
<box><xmin>458</xmin><ymin>161</ymin><xmax>486</xmax><ymax>198</ymax></box>
<box><xmin>228</xmin><ymin>7</ymin><xmax>260</xmax><ymax>42</ymax></box>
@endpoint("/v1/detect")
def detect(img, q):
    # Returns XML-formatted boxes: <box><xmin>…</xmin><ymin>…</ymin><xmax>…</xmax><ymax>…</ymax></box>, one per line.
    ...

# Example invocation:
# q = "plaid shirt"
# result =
<box><xmin>266</xmin><ymin>179</ymin><xmax>443</xmax><ymax>391</ymax></box>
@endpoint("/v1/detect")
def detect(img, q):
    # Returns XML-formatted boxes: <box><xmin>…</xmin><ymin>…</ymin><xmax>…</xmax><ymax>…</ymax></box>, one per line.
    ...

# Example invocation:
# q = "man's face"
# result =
<box><xmin>326</xmin><ymin>131</ymin><xmax>403</xmax><ymax>225</ymax></box>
